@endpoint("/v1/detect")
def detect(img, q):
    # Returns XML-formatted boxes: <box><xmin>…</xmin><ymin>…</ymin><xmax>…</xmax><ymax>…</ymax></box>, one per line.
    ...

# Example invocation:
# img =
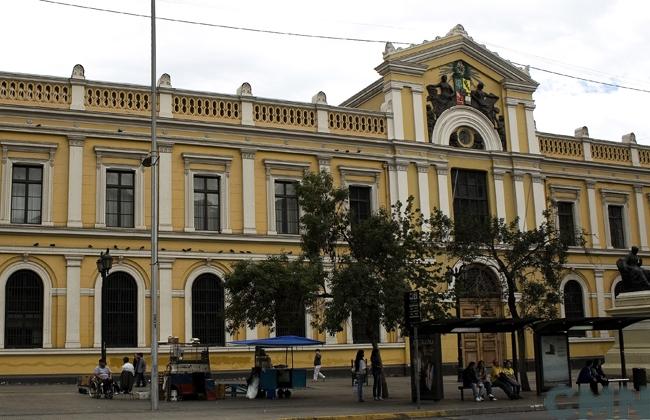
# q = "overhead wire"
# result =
<box><xmin>37</xmin><ymin>0</ymin><xmax>650</xmax><ymax>94</ymax></box>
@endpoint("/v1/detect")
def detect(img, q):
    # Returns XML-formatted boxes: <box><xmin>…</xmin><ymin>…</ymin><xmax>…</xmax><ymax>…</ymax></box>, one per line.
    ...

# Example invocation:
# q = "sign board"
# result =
<box><xmin>535</xmin><ymin>333</ymin><xmax>571</xmax><ymax>392</ymax></box>
<box><xmin>404</xmin><ymin>291</ymin><xmax>421</xmax><ymax>326</ymax></box>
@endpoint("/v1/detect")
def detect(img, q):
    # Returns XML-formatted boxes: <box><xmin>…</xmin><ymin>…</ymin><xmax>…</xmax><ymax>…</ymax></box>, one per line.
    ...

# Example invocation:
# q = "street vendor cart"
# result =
<box><xmin>161</xmin><ymin>339</ymin><xmax>216</xmax><ymax>401</ymax></box>
<box><xmin>230</xmin><ymin>335</ymin><xmax>323</xmax><ymax>399</ymax></box>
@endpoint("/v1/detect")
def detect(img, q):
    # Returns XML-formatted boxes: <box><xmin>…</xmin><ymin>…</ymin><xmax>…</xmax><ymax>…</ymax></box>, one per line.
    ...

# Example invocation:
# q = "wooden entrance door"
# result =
<box><xmin>459</xmin><ymin>299</ymin><xmax>503</xmax><ymax>365</ymax></box>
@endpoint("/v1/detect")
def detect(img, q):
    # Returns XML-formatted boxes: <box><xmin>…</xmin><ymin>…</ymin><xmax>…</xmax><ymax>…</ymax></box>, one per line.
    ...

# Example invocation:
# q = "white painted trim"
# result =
<box><xmin>531</xmin><ymin>175</ymin><xmax>546</xmax><ymax>227</ymax></box>
<box><xmin>610</xmin><ymin>275</ymin><xmax>623</xmax><ymax>307</ymax></box>
<box><xmin>634</xmin><ymin>186</ymin><xmax>648</xmax><ymax>250</ymax></box>
<box><xmin>549</xmin><ymin>185</ymin><xmax>582</xmax><ymax>244</ymax></box>
<box><xmin>431</xmin><ymin>106</ymin><xmax>502</xmax><ymax>151</ymax></box>
<box><xmin>93</xmin><ymin>264</ymin><xmax>146</xmax><ymax>348</ymax></box>
<box><xmin>435</xmin><ymin>165</ymin><xmax>450</xmax><ymax>216</ymax></box>
<box><xmin>65</xmin><ymin>256</ymin><xmax>83</xmax><ymax>348</ymax></box>
<box><xmin>513</xmin><ymin>173</ymin><xmax>526</xmax><ymax>231</ymax></box>
<box><xmin>158</xmin><ymin>146</ymin><xmax>173</xmax><ymax>231</ymax></box>
<box><xmin>593</xmin><ymin>269</ymin><xmax>609</xmax><ymax>337</ymax></box>
<box><xmin>506</xmin><ymin>103</ymin><xmax>519</xmax><ymax>152</ymax></box>
<box><xmin>241</xmin><ymin>150</ymin><xmax>257</xmax><ymax>234</ymax></box>
<box><xmin>183</xmin><ymin>265</ymin><xmax>232</xmax><ymax>344</ymax></box>
<box><xmin>395</xmin><ymin>161</ymin><xmax>409</xmax><ymax>207</ymax></box>
<box><xmin>94</xmin><ymin>149</ymin><xmax>147</xmax><ymax>229</ymax></box>
<box><xmin>601</xmin><ymin>190</ymin><xmax>630</xmax><ymax>250</ymax></box>
<box><xmin>560</xmin><ymin>274</ymin><xmax>592</xmax><ymax>318</ymax></box>
<box><xmin>586</xmin><ymin>182</ymin><xmax>601</xmax><ymax>248</ymax></box>
<box><xmin>66</xmin><ymin>136</ymin><xmax>84</xmax><ymax>228</ymax></box>
<box><xmin>493</xmin><ymin>170</ymin><xmax>507</xmax><ymax>221</ymax></box>
<box><xmin>0</xmin><ymin>261</ymin><xmax>53</xmax><ymax>349</ymax></box>
<box><xmin>264</xmin><ymin>160</ymin><xmax>311</xmax><ymax>235</ymax></box>
<box><xmin>524</xmin><ymin>104</ymin><xmax>539</xmax><ymax>154</ymax></box>
<box><xmin>412</xmin><ymin>89</ymin><xmax>425</xmax><ymax>142</ymax></box>
<box><xmin>0</xmin><ymin>149</ymin><xmax>55</xmax><ymax>226</ymax></box>
<box><xmin>158</xmin><ymin>260</ymin><xmax>174</xmax><ymax>341</ymax></box>
<box><xmin>384</xmin><ymin>85</ymin><xmax>404</xmax><ymax>141</ymax></box>
<box><xmin>417</xmin><ymin>164</ymin><xmax>431</xmax><ymax>220</ymax></box>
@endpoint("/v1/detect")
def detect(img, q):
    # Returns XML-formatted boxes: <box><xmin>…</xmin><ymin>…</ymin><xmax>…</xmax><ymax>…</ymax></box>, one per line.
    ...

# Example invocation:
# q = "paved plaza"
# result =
<box><xmin>0</xmin><ymin>374</ymin><xmax>647</xmax><ymax>419</ymax></box>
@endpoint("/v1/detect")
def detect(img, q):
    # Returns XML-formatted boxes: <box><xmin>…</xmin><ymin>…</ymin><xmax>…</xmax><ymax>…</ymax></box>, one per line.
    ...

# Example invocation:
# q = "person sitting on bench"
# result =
<box><xmin>462</xmin><ymin>361</ymin><xmax>485</xmax><ymax>402</ymax></box>
<box><xmin>476</xmin><ymin>360</ymin><xmax>496</xmax><ymax>400</ymax></box>
<box><xmin>577</xmin><ymin>360</ymin><xmax>599</xmax><ymax>395</ymax></box>
<box><xmin>491</xmin><ymin>359</ymin><xmax>517</xmax><ymax>400</ymax></box>
<box><xmin>592</xmin><ymin>359</ymin><xmax>609</xmax><ymax>388</ymax></box>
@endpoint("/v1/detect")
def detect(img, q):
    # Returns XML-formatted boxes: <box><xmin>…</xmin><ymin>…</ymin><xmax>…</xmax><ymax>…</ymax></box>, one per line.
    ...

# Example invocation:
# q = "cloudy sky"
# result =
<box><xmin>3</xmin><ymin>0</ymin><xmax>650</xmax><ymax>144</ymax></box>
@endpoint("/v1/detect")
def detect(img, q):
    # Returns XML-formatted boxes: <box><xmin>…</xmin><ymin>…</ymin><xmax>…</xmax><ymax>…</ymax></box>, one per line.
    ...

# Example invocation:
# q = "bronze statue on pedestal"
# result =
<box><xmin>616</xmin><ymin>246</ymin><xmax>650</xmax><ymax>293</ymax></box>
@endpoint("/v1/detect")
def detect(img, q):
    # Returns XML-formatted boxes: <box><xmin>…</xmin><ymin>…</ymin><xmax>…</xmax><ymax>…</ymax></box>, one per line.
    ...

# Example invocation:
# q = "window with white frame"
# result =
<box><xmin>563</xmin><ymin>279</ymin><xmax>586</xmax><ymax>337</ymax></box>
<box><xmin>274</xmin><ymin>180</ymin><xmax>299</xmax><ymax>234</ymax></box>
<box><xmin>11</xmin><ymin>165</ymin><xmax>43</xmax><ymax>224</ymax></box>
<box><xmin>193</xmin><ymin>175</ymin><xmax>221</xmax><ymax>232</ymax></box>
<box><xmin>0</xmin><ymin>141</ymin><xmax>57</xmax><ymax>226</ymax></box>
<box><xmin>264</xmin><ymin>159</ymin><xmax>311</xmax><ymax>235</ymax></box>
<box><xmin>550</xmin><ymin>185</ymin><xmax>582</xmax><ymax>247</ymax></box>
<box><xmin>600</xmin><ymin>189</ymin><xmax>629</xmax><ymax>250</ymax></box>
<box><xmin>183</xmin><ymin>153</ymin><xmax>231</xmax><ymax>233</ymax></box>
<box><xmin>95</xmin><ymin>147</ymin><xmax>147</xmax><ymax>229</ymax></box>
<box><xmin>338</xmin><ymin>166</ymin><xmax>381</xmax><ymax>225</ymax></box>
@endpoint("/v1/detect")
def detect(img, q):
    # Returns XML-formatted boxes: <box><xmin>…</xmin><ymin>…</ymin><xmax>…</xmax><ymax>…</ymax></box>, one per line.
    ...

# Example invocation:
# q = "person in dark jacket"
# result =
<box><xmin>577</xmin><ymin>360</ymin><xmax>599</xmax><ymax>395</ymax></box>
<box><xmin>462</xmin><ymin>361</ymin><xmax>485</xmax><ymax>402</ymax></box>
<box><xmin>134</xmin><ymin>352</ymin><xmax>147</xmax><ymax>387</ymax></box>
<box><xmin>592</xmin><ymin>359</ymin><xmax>609</xmax><ymax>388</ymax></box>
<box><xmin>370</xmin><ymin>346</ymin><xmax>383</xmax><ymax>401</ymax></box>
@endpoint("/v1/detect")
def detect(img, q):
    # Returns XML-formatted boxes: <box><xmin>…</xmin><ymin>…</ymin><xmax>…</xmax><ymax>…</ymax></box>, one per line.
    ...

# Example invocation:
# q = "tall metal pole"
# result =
<box><xmin>150</xmin><ymin>0</ymin><xmax>159</xmax><ymax>410</ymax></box>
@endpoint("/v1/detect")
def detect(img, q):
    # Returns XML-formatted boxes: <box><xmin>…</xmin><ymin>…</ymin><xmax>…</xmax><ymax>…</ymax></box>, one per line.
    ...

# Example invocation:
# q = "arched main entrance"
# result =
<box><xmin>102</xmin><ymin>271</ymin><xmax>137</xmax><ymax>348</ymax></box>
<box><xmin>456</xmin><ymin>264</ymin><xmax>503</xmax><ymax>364</ymax></box>
<box><xmin>4</xmin><ymin>270</ymin><xmax>43</xmax><ymax>348</ymax></box>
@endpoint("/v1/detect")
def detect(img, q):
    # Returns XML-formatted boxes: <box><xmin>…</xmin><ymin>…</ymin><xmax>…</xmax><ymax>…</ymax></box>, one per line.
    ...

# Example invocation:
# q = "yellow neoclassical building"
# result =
<box><xmin>0</xmin><ymin>25</ymin><xmax>649</xmax><ymax>377</ymax></box>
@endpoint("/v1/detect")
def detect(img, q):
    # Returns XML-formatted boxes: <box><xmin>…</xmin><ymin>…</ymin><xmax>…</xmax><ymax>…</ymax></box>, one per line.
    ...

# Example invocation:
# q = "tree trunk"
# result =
<box><xmin>517</xmin><ymin>328</ymin><xmax>531</xmax><ymax>392</ymax></box>
<box><xmin>373</xmin><ymin>341</ymin><xmax>389</xmax><ymax>398</ymax></box>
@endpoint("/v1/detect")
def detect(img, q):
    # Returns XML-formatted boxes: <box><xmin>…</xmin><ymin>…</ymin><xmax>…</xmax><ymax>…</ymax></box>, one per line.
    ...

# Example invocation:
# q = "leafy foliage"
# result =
<box><xmin>224</xmin><ymin>255</ymin><xmax>319</xmax><ymax>333</ymax></box>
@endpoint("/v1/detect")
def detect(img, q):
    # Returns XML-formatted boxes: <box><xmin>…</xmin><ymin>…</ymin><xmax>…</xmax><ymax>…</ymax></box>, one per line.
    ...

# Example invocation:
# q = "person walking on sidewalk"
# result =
<box><xmin>354</xmin><ymin>350</ymin><xmax>366</xmax><ymax>402</ymax></box>
<box><xmin>313</xmin><ymin>349</ymin><xmax>326</xmax><ymax>382</ymax></box>
<box><xmin>370</xmin><ymin>345</ymin><xmax>383</xmax><ymax>401</ymax></box>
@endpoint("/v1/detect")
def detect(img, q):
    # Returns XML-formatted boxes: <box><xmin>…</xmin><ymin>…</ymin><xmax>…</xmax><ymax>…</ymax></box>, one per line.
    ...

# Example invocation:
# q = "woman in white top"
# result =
<box><xmin>120</xmin><ymin>356</ymin><xmax>135</xmax><ymax>393</ymax></box>
<box><xmin>354</xmin><ymin>350</ymin><xmax>366</xmax><ymax>402</ymax></box>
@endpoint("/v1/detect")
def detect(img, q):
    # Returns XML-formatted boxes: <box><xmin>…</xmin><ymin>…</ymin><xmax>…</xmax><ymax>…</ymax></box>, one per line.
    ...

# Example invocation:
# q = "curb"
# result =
<box><xmin>279</xmin><ymin>402</ymin><xmax>558</xmax><ymax>420</ymax></box>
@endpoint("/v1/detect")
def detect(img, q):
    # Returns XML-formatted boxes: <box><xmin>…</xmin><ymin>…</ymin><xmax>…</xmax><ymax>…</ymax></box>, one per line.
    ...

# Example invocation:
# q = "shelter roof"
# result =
<box><xmin>530</xmin><ymin>316</ymin><xmax>650</xmax><ymax>334</ymax></box>
<box><xmin>229</xmin><ymin>335</ymin><xmax>324</xmax><ymax>347</ymax></box>
<box><xmin>416</xmin><ymin>317</ymin><xmax>538</xmax><ymax>334</ymax></box>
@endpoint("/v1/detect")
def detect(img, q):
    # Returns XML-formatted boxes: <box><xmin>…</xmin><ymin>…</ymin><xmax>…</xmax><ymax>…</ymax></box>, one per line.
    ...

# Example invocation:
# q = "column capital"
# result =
<box><xmin>435</xmin><ymin>163</ymin><xmax>448</xmax><ymax>176</ymax></box>
<box><xmin>633</xmin><ymin>184</ymin><xmax>644</xmax><ymax>194</ymax></box>
<box><xmin>416</xmin><ymin>163</ymin><xmax>430</xmax><ymax>173</ymax></box>
<box><xmin>593</xmin><ymin>268</ymin><xmax>605</xmax><ymax>278</ymax></box>
<box><xmin>67</xmin><ymin>134</ymin><xmax>86</xmax><ymax>147</ymax></box>
<box><xmin>317</xmin><ymin>154</ymin><xmax>332</xmax><ymax>166</ymax></box>
<box><xmin>531</xmin><ymin>174</ymin><xmax>545</xmax><ymax>184</ymax></box>
<box><xmin>586</xmin><ymin>179</ymin><xmax>597</xmax><ymax>189</ymax></box>
<box><xmin>395</xmin><ymin>160</ymin><xmax>409</xmax><ymax>172</ymax></box>
<box><xmin>241</xmin><ymin>148</ymin><xmax>256</xmax><ymax>160</ymax></box>
<box><xmin>65</xmin><ymin>255</ymin><xmax>84</xmax><ymax>267</ymax></box>
<box><xmin>513</xmin><ymin>173</ymin><xmax>525</xmax><ymax>182</ymax></box>
<box><xmin>158</xmin><ymin>141</ymin><xmax>173</xmax><ymax>154</ymax></box>
<box><xmin>493</xmin><ymin>168</ymin><xmax>507</xmax><ymax>181</ymax></box>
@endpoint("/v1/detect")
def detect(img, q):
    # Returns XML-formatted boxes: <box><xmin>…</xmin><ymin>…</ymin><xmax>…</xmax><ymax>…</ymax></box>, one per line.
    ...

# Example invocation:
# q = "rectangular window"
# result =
<box><xmin>452</xmin><ymin>169</ymin><xmax>489</xmax><ymax>228</ymax></box>
<box><xmin>349</xmin><ymin>185</ymin><xmax>371</xmax><ymax>225</ymax></box>
<box><xmin>557</xmin><ymin>201</ymin><xmax>576</xmax><ymax>246</ymax></box>
<box><xmin>11</xmin><ymin>165</ymin><xmax>43</xmax><ymax>224</ymax></box>
<box><xmin>275</xmin><ymin>181</ymin><xmax>299</xmax><ymax>234</ymax></box>
<box><xmin>608</xmin><ymin>205</ymin><xmax>626</xmax><ymax>249</ymax></box>
<box><xmin>194</xmin><ymin>175</ymin><xmax>221</xmax><ymax>231</ymax></box>
<box><xmin>106</xmin><ymin>170</ymin><xmax>135</xmax><ymax>228</ymax></box>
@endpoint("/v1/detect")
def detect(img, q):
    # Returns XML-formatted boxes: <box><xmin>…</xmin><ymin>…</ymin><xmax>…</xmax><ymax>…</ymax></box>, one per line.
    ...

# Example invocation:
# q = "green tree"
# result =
<box><xmin>224</xmin><ymin>255</ymin><xmax>320</xmax><ymax>334</ymax></box>
<box><xmin>436</xmin><ymin>209</ymin><xmax>585</xmax><ymax>390</ymax></box>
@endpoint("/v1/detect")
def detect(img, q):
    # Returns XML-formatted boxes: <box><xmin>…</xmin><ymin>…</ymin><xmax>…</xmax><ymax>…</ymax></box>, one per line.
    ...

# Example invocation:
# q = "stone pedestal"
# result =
<box><xmin>604</xmin><ymin>291</ymin><xmax>650</xmax><ymax>375</ymax></box>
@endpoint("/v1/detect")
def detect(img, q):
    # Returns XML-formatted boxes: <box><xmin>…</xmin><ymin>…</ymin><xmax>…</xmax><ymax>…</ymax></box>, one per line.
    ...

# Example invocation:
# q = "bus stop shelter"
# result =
<box><xmin>409</xmin><ymin>317</ymin><xmax>538</xmax><ymax>401</ymax></box>
<box><xmin>530</xmin><ymin>316</ymin><xmax>650</xmax><ymax>394</ymax></box>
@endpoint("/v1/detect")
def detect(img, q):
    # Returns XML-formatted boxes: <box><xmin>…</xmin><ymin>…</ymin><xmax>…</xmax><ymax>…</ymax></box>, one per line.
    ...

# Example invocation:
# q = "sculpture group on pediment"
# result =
<box><xmin>617</xmin><ymin>246</ymin><xmax>650</xmax><ymax>294</ymax></box>
<box><xmin>425</xmin><ymin>60</ymin><xmax>506</xmax><ymax>150</ymax></box>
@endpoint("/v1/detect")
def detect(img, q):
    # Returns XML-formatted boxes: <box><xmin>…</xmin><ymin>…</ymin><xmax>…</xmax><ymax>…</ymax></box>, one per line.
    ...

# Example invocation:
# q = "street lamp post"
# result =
<box><xmin>96</xmin><ymin>249</ymin><xmax>113</xmax><ymax>361</ymax></box>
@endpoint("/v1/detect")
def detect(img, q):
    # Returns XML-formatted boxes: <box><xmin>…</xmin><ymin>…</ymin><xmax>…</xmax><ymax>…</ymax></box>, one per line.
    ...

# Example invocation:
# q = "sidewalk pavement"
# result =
<box><xmin>0</xmin><ymin>374</ymin><xmax>638</xmax><ymax>419</ymax></box>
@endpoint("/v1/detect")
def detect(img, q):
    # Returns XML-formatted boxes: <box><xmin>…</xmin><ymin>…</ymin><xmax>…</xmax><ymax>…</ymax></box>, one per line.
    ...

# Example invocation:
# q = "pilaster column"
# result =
<box><xmin>159</xmin><ymin>259</ymin><xmax>174</xmax><ymax>341</ymax></box>
<box><xmin>513</xmin><ymin>172</ymin><xmax>526</xmax><ymax>231</ymax></box>
<box><xmin>312</xmin><ymin>91</ymin><xmax>330</xmax><ymax>133</ymax></box>
<box><xmin>396</xmin><ymin>160</ymin><xmax>409</xmax><ymax>206</ymax></box>
<box><xmin>435</xmin><ymin>164</ymin><xmax>450</xmax><ymax>216</ymax></box>
<box><xmin>524</xmin><ymin>103</ymin><xmax>539</xmax><ymax>154</ymax></box>
<box><xmin>384</xmin><ymin>83</ymin><xmax>404</xmax><ymax>140</ymax></box>
<box><xmin>532</xmin><ymin>174</ymin><xmax>546</xmax><ymax>227</ymax></box>
<box><xmin>594</xmin><ymin>269</ymin><xmax>609</xmax><ymax>337</ymax></box>
<box><xmin>241</xmin><ymin>149</ymin><xmax>257</xmax><ymax>234</ymax></box>
<box><xmin>346</xmin><ymin>315</ymin><xmax>354</xmax><ymax>344</ymax></box>
<box><xmin>157</xmin><ymin>74</ymin><xmax>173</xmax><ymax>118</ymax></box>
<box><xmin>493</xmin><ymin>169</ymin><xmax>507</xmax><ymax>221</ymax></box>
<box><xmin>387</xmin><ymin>164</ymin><xmax>399</xmax><ymax>207</ymax></box>
<box><xmin>246</xmin><ymin>325</ymin><xmax>257</xmax><ymax>340</ymax></box>
<box><xmin>158</xmin><ymin>143</ymin><xmax>173</xmax><ymax>231</ymax></box>
<box><xmin>65</xmin><ymin>255</ymin><xmax>83</xmax><ymax>348</ymax></box>
<box><xmin>505</xmin><ymin>99</ymin><xmax>520</xmax><ymax>153</ymax></box>
<box><xmin>305</xmin><ymin>312</ymin><xmax>313</xmax><ymax>340</ymax></box>
<box><xmin>586</xmin><ymin>181</ymin><xmax>600</xmax><ymax>248</ymax></box>
<box><xmin>411</xmin><ymin>86</ymin><xmax>425</xmax><ymax>142</ymax></box>
<box><xmin>67</xmin><ymin>135</ymin><xmax>85</xmax><ymax>228</ymax></box>
<box><xmin>417</xmin><ymin>164</ymin><xmax>431</xmax><ymax>219</ymax></box>
<box><xmin>634</xmin><ymin>185</ymin><xmax>648</xmax><ymax>250</ymax></box>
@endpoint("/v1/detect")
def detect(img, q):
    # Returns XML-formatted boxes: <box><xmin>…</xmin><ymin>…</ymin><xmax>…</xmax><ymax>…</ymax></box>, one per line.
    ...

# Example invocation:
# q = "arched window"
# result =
<box><xmin>456</xmin><ymin>264</ymin><xmax>501</xmax><ymax>299</ymax></box>
<box><xmin>191</xmin><ymin>274</ymin><xmax>225</xmax><ymax>346</ymax></box>
<box><xmin>563</xmin><ymin>280</ymin><xmax>585</xmax><ymax>337</ymax></box>
<box><xmin>352</xmin><ymin>314</ymin><xmax>380</xmax><ymax>344</ymax></box>
<box><xmin>102</xmin><ymin>271</ymin><xmax>137</xmax><ymax>347</ymax></box>
<box><xmin>5</xmin><ymin>270</ymin><xmax>43</xmax><ymax>348</ymax></box>
<box><xmin>276</xmin><ymin>302</ymin><xmax>305</xmax><ymax>338</ymax></box>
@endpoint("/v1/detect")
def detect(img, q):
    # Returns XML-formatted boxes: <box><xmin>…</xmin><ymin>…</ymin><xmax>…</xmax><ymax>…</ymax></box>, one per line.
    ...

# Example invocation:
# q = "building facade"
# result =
<box><xmin>1</xmin><ymin>25</ymin><xmax>648</xmax><ymax>376</ymax></box>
